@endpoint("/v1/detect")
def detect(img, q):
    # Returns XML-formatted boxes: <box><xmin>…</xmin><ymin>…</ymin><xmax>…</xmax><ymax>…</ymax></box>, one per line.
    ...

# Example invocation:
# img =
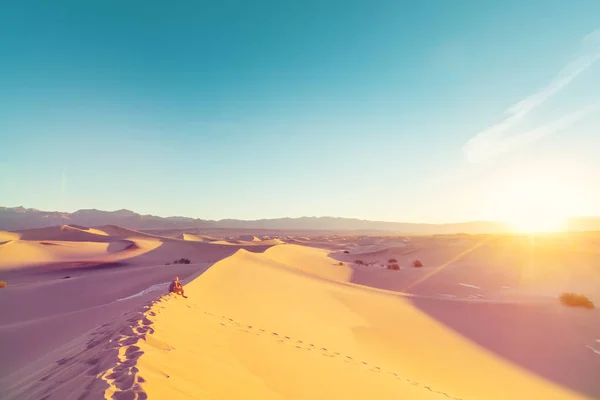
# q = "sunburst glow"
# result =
<box><xmin>491</xmin><ymin>173</ymin><xmax>579</xmax><ymax>233</ymax></box>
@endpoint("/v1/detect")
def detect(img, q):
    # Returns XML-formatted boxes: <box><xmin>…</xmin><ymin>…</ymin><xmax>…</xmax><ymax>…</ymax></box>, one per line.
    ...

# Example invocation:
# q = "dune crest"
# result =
<box><xmin>0</xmin><ymin>231</ymin><xmax>22</xmax><ymax>242</ymax></box>
<box><xmin>179</xmin><ymin>233</ymin><xmax>220</xmax><ymax>242</ymax></box>
<box><xmin>96</xmin><ymin>246</ymin><xmax>585</xmax><ymax>400</ymax></box>
<box><xmin>0</xmin><ymin>225</ymin><xmax>164</xmax><ymax>270</ymax></box>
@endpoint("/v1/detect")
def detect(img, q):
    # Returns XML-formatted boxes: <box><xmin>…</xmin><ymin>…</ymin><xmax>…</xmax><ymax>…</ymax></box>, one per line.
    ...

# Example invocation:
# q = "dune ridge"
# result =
<box><xmin>83</xmin><ymin>246</ymin><xmax>590</xmax><ymax>399</ymax></box>
<box><xmin>0</xmin><ymin>237</ymin><xmax>162</xmax><ymax>270</ymax></box>
<box><xmin>0</xmin><ymin>224</ymin><xmax>281</xmax><ymax>271</ymax></box>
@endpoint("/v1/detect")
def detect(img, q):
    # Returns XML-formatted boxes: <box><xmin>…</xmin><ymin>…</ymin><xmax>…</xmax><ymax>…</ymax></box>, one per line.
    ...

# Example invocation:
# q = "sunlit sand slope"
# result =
<box><xmin>111</xmin><ymin>246</ymin><xmax>586</xmax><ymax>400</ymax></box>
<box><xmin>262</xmin><ymin>243</ymin><xmax>353</xmax><ymax>281</ymax></box>
<box><xmin>179</xmin><ymin>233</ymin><xmax>220</xmax><ymax>242</ymax></box>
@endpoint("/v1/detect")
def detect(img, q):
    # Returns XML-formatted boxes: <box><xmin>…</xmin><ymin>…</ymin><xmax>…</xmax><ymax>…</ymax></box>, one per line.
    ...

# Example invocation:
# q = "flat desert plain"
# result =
<box><xmin>1</xmin><ymin>225</ymin><xmax>599</xmax><ymax>399</ymax></box>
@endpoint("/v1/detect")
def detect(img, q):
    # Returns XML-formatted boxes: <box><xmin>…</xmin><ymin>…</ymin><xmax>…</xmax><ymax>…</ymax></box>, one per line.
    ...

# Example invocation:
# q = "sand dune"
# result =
<box><xmin>94</xmin><ymin>224</ymin><xmax>166</xmax><ymax>239</ymax></box>
<box><xmin>235</xmin><ymin>235</ymin><xmax>262</xmax><ymax>242</ymax></box>
<box><xmin>0</xmin><ymin>231</ymin><xmax>23</xmax><ymax>242</ymax></box>
<box><xmin>324</xmin><ymin>236</ymin><xmax>600</xmax><ymax>305</ymax></box>
<box><xmin>209</xmin><ymin>238</ymin><xmax>286</xmax><ymax>247</ymax></box>
<box><xmin>0</xmin><ymin>240</ymin><xmax>115</xmax><ymax>269</ymax></box>
<box><xmin>0</xmin><ymin>225</ymin><xmax>274</xmax><ymax>271</ymax></box>
<box><xmin>1</xmin><ymin>231</ymin><xmax>599</xmax><ymax>399</ymax></box>
<box><xmin>335</xmin><ymin>245</ymin><xmax>415</xmax><ymax>262</ymax></box>
<box><xmin>262</xmin><ymin>243</ymin><xmax>352</xmax><ymax>282</ymax></box>
<box><xmin>0</xmin><ymin>234</ymin><xmax>162</xmax><ymax>270</ymax></box>
<box><xmin>0</xmin><ymin>224</ymin><xmax>286</xmax><ymax>396</ymax></box>
<box><xmin>91</xmin><ymin>246</ymin><xmax>591</xmax><ymax>399</ymax></box>
<box><xmin>13</xmin><ymin>225</ymin><xmax>111</xmax><ymax>242</ymax></box>
<box><xmin>179</xmin><ymin>233</ymin><xmax>220</xmax><ymax>242</ymax></box>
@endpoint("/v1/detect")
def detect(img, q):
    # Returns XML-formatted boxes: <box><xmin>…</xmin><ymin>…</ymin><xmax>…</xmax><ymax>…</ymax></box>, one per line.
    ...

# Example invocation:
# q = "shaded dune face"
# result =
<box><xmin>107</xmin><ymin>240</ymin><xmax>139</xmax><ymax>253</ymax></box>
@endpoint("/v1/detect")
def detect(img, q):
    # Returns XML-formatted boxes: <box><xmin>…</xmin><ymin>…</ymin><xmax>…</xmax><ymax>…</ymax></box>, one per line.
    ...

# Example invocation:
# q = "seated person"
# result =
<box><xmin>169</xmin><ymin>276</ymin><xmax>187</xmax><ymax>298</ymax></box>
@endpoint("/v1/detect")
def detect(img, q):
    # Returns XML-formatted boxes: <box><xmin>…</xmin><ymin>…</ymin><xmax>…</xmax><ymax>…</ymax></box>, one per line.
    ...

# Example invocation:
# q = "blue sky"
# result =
<box><xmin>1</xmin><ymin>1</ymin><xmax>599</xmax><ymax>223</ymax></box>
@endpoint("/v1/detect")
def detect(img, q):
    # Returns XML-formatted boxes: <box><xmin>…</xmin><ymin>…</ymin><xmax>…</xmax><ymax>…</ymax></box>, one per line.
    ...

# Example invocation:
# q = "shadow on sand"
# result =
<box><xmin>410</xmin><ymin>297</ymin><xmax>600</xmax><ymax>399</ymax></box>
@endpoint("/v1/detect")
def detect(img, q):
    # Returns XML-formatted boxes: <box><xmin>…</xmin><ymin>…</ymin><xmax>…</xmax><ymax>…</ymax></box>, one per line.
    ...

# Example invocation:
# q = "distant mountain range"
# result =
<box><xmin>1</xmin><ymin>206</ymin><xmax>599</xmax><ymax>234</ymax></box>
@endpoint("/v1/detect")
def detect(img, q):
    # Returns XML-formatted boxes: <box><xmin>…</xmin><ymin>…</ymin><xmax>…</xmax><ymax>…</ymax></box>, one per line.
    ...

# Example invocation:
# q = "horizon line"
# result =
<box><xmin>1</xmin><ymin>204</ymin><xmax>597</xmax><ymax>226</ymax></box>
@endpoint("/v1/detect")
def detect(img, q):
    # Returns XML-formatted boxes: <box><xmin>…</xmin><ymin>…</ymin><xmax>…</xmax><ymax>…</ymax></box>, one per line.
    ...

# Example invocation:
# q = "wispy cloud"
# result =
<box><xmin>463</xmin><ymin>28</ymin><xmax>600</xmax><ymax>163</ymax></box>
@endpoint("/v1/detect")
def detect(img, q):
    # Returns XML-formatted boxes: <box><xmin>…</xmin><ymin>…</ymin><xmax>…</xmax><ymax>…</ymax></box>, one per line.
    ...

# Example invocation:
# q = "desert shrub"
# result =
<box><xmin>412</xmin><ymin>259</ymin><xmax>423</xmax><ymax>268</ymax></box>
<box><xmin>387</xmin><ymin>264</ymin><xmax>400</xmax><ymax>270</ymax></box>
<box><xmin>343</xmin><ymin>250</ymin><xmax>350</xmax><ymax>254</ymax></box>
<box><xmin>388</xmin><ymin>258</ymin><xmax>398</xmax><ymax>263</ymax></box>
<box><xmin>338</xmin><ymin>262</ymin><xmax>344</xmax><ymax>266</ymax></box>
<box><xmin>0</xmin><ymin>281</ymin><xmax>6</xmax><ymax>288</ymax></box>
<box><xmin>559</xmin><ymin>293</ymin><xmax>595</xmax><ymax>309</ymax></box>
<box><xmin>173</xmin><ymin>258</ymin><xmax>191</xmax><ymax>265</ymax></box>
<box><xmin>354</xmin><ymin>260</ymin><xmax>364</xmax><ymax>265</ymax></box>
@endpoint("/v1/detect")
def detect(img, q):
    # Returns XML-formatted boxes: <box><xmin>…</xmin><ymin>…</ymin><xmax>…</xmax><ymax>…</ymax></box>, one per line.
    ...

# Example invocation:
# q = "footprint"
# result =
<box><xmin>56</xmin><ymin>357</ymin><xmax>72</xmax><ymax>365</ymax></box>
<box><xmin>119</xmin><ymin>337</ymin><xmax>138</xmax><ymax>346</ymax></box>
<box><xmin>86</xmin><ymin>365</ymin><xmax>103</xmax><ymax>376</ymax></box>
<box><xmin>125</xmin><ymin>346</ymin><xmax>141</xmax><ymax>355</ymax></box>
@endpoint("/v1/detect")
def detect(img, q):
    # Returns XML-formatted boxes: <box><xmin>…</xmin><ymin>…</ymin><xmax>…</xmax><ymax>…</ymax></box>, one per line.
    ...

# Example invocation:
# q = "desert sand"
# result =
<box><xmin>0</xmin><ymin>226</ymin><xmax>599</xmax><ymax>399</ymax></box>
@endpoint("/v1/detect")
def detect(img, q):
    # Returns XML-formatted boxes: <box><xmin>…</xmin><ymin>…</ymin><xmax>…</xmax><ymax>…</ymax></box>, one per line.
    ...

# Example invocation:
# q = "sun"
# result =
<box><xmin>505</xmin><ymin>210</ymin><xmax>566</xmax><ymax>233</ymax></box>
<box><xmin>491</xmin><ymin>175</ymin><xmax>578</xmax><ymax>233</ymax></box>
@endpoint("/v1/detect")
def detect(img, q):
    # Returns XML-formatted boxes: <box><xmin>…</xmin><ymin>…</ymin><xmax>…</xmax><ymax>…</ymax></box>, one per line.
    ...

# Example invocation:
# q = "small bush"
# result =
<box><xmin>387</xmin><ymin>264</ymin><xmax>400</xmax><ymax>270</ymax></box>
<box><xmin>343</xmin><ymin>250</ymin><xmax>349</xmax><ymax>254</ymax></box>
<box><xmin>338</xmin><ymin>262</ymin><xmax>344</xmax><ymax>266</ymax></box>
<box><xmin>173</xmin><ymin>258</ymin><xmax>191</xmax><ymax>265</ymax></box>
<box><xmin>354</xmin><ymin>260</ymin><xmax>364</xmax><ymax>265</ymax></box>
<box><xmin>0</xmin><ymin>281</ymin><xmax>6</xmax><ymax>288</ymax></box>
<box><xmin>559</xmin><ymin>293</ymin><xmax>595</xmax><ymax>309</ymax></box>
<box><xmin>412</xmin><ymin>260</ymin><xmax>423</xmax><ymax>268</ymax></box>
<box><xmin>388</xmin><ymin>258</ymin><xmax>398</xmax><ymax>263</ymax></box>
